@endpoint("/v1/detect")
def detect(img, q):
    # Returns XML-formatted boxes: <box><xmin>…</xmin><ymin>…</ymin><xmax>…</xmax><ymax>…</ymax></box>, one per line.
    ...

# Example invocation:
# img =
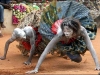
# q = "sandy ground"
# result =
<box><xmin>0</xmin><ymin>28</ymin><xmax>100</xmax><ymax>75</ymax></box>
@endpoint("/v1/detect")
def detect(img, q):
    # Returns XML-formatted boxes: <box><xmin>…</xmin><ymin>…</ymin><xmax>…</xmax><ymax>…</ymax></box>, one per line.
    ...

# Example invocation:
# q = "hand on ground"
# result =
<box><xmin>23</xmin><ymin>61</ymin><xmax>31</xmax><ymax>65</ymax></box>
<box><xmin>26</xmin><ymin>69</ymin><xmax>38</xmax><ymax>74</ymax></box>
<box><xmin>0</xmin><ymin>56</ymin><xmax>6</xmax><ymax>60</ymax></box>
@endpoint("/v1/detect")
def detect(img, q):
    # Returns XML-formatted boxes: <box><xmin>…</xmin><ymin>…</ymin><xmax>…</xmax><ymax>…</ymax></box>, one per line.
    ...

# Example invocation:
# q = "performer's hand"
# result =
<box><xmin>95</xmin><ymin>66</ymin><xmax>100</xmax><ymax>70</ymax></box>
<box><xmin>26</xmin><ymin>69</ymin><xmax>38</xmax><ymax>74</ymax></box>
<box><xmin>0</xmin><ymin>56</ymin><xmax>6</xmax><ymax>60</ymax></box>
<box><xmin>23</xmin><ymin>61</ymin><xmax>31</xmax><ymax>65</ymax></box>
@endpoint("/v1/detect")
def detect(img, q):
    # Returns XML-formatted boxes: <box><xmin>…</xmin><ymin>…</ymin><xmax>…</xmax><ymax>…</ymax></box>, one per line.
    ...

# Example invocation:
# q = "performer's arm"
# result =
<box><xmin>81</xmin><ymin>26</ymin><xmax>100</xmax><ymax>70</ymax></box>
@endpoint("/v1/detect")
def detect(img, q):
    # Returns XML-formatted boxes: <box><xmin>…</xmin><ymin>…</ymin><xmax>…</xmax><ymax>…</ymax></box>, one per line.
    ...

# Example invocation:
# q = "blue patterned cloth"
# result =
<box><xmin>38</xmin><ymin>1</ymin><xmax>97</xmax><ymax>54</ymax></box>
<box><xmin>39</xmin><ymin>1</ymin><xmax>97</xmax><ymax>40</ymax></box>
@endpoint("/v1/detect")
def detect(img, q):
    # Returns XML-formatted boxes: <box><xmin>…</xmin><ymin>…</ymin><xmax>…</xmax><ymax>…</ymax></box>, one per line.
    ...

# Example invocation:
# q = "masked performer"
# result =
<box><xmin>0</xmin><ymin>26</ymin><xmax>37</xmax><ymax>65</ymax></box>
<box><xmin>0</xmin><ymin>6</ymin><xmax>43</xmax><ymax>65</ymax></box>
<box><xmin>26</xmin><ymin>0</ymin><xmax>100</xmax><ymax>74</ymax></box>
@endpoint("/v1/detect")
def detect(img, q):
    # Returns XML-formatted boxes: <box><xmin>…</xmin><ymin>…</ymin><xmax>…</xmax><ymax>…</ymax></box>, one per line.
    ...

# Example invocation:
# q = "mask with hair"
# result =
<box><xmin>61</xmin><ymin>17</ymin><xmax>81</xmax><ymax>38</ymax></box>
<box><xmin>13</xmin><ymin>28</ymin><xmax>26</xmax><ymax>40</ymax></box>
<box><xmin>63</xmin><ymin>26</ymin><xmax>73</xmax><ymax>38</ymax></box>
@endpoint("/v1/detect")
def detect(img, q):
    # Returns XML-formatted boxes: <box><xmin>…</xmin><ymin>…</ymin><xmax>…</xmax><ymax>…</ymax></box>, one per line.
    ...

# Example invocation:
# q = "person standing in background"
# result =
<box><xmin>0</xmin><ymin>0</ymin><xmax>11</xmax><ymax>37</ymax></box>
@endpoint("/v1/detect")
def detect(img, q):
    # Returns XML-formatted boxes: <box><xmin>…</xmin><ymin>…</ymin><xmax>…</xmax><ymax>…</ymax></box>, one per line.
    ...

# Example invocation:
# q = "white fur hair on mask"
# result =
<box><xmin>57</xmin><ymin>26</ymin><xmax>63</xmax><ymax>36</ymax></box>
<box><xmin>14</xmin><ymin>28</ymin><xmax>26</xmax><ymax>39</ymax></box>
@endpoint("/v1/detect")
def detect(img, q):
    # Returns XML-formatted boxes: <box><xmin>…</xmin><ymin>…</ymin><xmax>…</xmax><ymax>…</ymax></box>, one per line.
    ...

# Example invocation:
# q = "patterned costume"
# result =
<box><xmin>17</xmin><ymin>0</ymin><xmax>97</xmax><ymax>56</ymax></box>
<box><xmin>38</xmin><ymin>0</ymin><xmax>97</xmax><ymax>55</ymax></box>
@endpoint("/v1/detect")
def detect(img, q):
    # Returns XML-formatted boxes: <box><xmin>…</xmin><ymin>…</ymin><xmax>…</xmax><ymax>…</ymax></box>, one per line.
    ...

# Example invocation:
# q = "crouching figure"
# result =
<box><xmin>26</xmin><ymin>0</ymin><xmax>100</xmax><ymax>73</ymax></box>
<box><xmin>0</xmin><ymin>26</ymin><xmax>36</xmax><ymax>65</ymax></box>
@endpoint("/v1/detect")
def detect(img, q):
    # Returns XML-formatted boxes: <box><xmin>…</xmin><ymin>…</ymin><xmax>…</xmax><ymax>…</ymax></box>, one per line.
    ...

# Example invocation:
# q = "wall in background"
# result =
<box><xmin>2</xmin><ymin>9</ymin><xmax>17</xmax><ymax>35</ymax></box>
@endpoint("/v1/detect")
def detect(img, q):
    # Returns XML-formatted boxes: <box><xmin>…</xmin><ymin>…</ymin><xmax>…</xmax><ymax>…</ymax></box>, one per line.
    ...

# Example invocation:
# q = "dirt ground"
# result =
<box><xmin>0</xmin><ymin>28</ymin><xmax>100</xmax><ymax>75</ymax></box>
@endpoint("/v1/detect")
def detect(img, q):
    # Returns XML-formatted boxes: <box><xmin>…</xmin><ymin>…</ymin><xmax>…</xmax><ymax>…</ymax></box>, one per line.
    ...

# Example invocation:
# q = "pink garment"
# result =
<box><xmin>51</xmin><ymin>19</ymin><xmax>63</xmax><ymax>34</ymax></box>
<box><xmin>12</xmin><ymin>15</ymin><xmax>19</xmax><ymax>25</ymax></box>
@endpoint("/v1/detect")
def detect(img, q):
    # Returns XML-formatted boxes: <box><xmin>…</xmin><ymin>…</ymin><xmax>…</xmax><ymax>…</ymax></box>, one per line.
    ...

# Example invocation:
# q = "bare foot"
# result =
<box><xmin>1</xmin><ymin>24</ymin><xmax>6</xmax><ymax>28</ymax></box>
<box><xmin>0</xmin><ymin>33</ymin><xmax>3</xmax><ymax>38</ymax></box>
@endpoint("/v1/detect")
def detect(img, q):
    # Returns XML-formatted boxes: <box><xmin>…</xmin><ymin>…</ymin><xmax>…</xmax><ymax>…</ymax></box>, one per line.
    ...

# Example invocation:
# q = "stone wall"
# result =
<box><xmin>2</xmin><ymin>9</ymin><xmax>17</xmax><ymax>35</ymax></box>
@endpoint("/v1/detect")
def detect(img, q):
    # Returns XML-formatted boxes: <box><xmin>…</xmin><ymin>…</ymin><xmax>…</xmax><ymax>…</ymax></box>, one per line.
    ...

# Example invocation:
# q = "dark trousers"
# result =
<box><xmin>0</xmin><ymin>5</ymin><xmax>4</xmax><ymax>22</ymax></box>
<box><xmin>67</xmin><ymin>52</ymin><xmax>82</xmax><ymax>63</ymax></box>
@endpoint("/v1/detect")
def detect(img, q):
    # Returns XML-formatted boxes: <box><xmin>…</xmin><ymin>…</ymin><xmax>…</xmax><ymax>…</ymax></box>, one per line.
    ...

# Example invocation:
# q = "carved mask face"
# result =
<box><xmin>18</xmin><ymin>30</ymin><xmax>26</xmax><ymax>40</ymax></box>
<box><xmin>63</xmin><ymin>26</ymin><xmax>73</xmax><ymax>38</ymax></box>
<box><xmin>14</xmin><ymin>28</ymin><xmax>26</xmax><ymax>41</ymax></box>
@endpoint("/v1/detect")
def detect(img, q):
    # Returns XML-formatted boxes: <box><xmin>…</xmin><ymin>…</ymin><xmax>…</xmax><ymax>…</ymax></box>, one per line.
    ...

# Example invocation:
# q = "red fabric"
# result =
<box><xmin>61</xmin><ymin>38</ymin><xmax>76</xmax><ymax>45</ymax></box>
<box><xmin>51</xmin><ymin>19</ymin><xmax>63</xmax><ymax>34</ymax></box>
<box><xmin>34</xmin><ymin>27</ymin><xmax>42</xmax><ymax>47</ymax></box>
<box><xmin>21</xmin><ymin>41</ymin><xmax>31</xmax><ymax>50</ymax></box>
<box><xmin>21</xmin><ymin>27</ymin><xmax>42</xmax><ymax>50</ymax></box>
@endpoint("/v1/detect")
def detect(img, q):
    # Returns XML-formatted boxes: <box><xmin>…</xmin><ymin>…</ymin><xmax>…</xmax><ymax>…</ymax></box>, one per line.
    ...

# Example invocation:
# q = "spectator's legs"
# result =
<box><xmin>0</xmin><ymin>27</ymin><xmax>3</xmax><ymax>38</ymax></box>
<box><xmin>6</xmin><ymin>0</ymin><xmax>11</xmax><ymax>4</ymax></box>
<box><xmin>0</xmin><ymin>5</ymin><xmax>5</xmax><ymax>37</ymax></box>
<box><xmin>0</xmin><ymin>5</ymin><xmax>4</xmax><ymax>23</ymax></box>
<box><xmin>0</xmin><ymin>5</ymin><xmax>6</xmax><ymax>28</ymax></box>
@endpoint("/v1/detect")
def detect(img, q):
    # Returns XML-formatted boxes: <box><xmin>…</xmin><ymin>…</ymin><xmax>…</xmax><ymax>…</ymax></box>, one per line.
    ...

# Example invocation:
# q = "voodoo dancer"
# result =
<box><xmin>26</xmin><ymin>0</ymin><xmax>100</xmax><ymax>74</ymax></box>
<box><xmin>0</xmin><ymin>10</ymin><xmax>42</xmax><ymax>65</ymax></box>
